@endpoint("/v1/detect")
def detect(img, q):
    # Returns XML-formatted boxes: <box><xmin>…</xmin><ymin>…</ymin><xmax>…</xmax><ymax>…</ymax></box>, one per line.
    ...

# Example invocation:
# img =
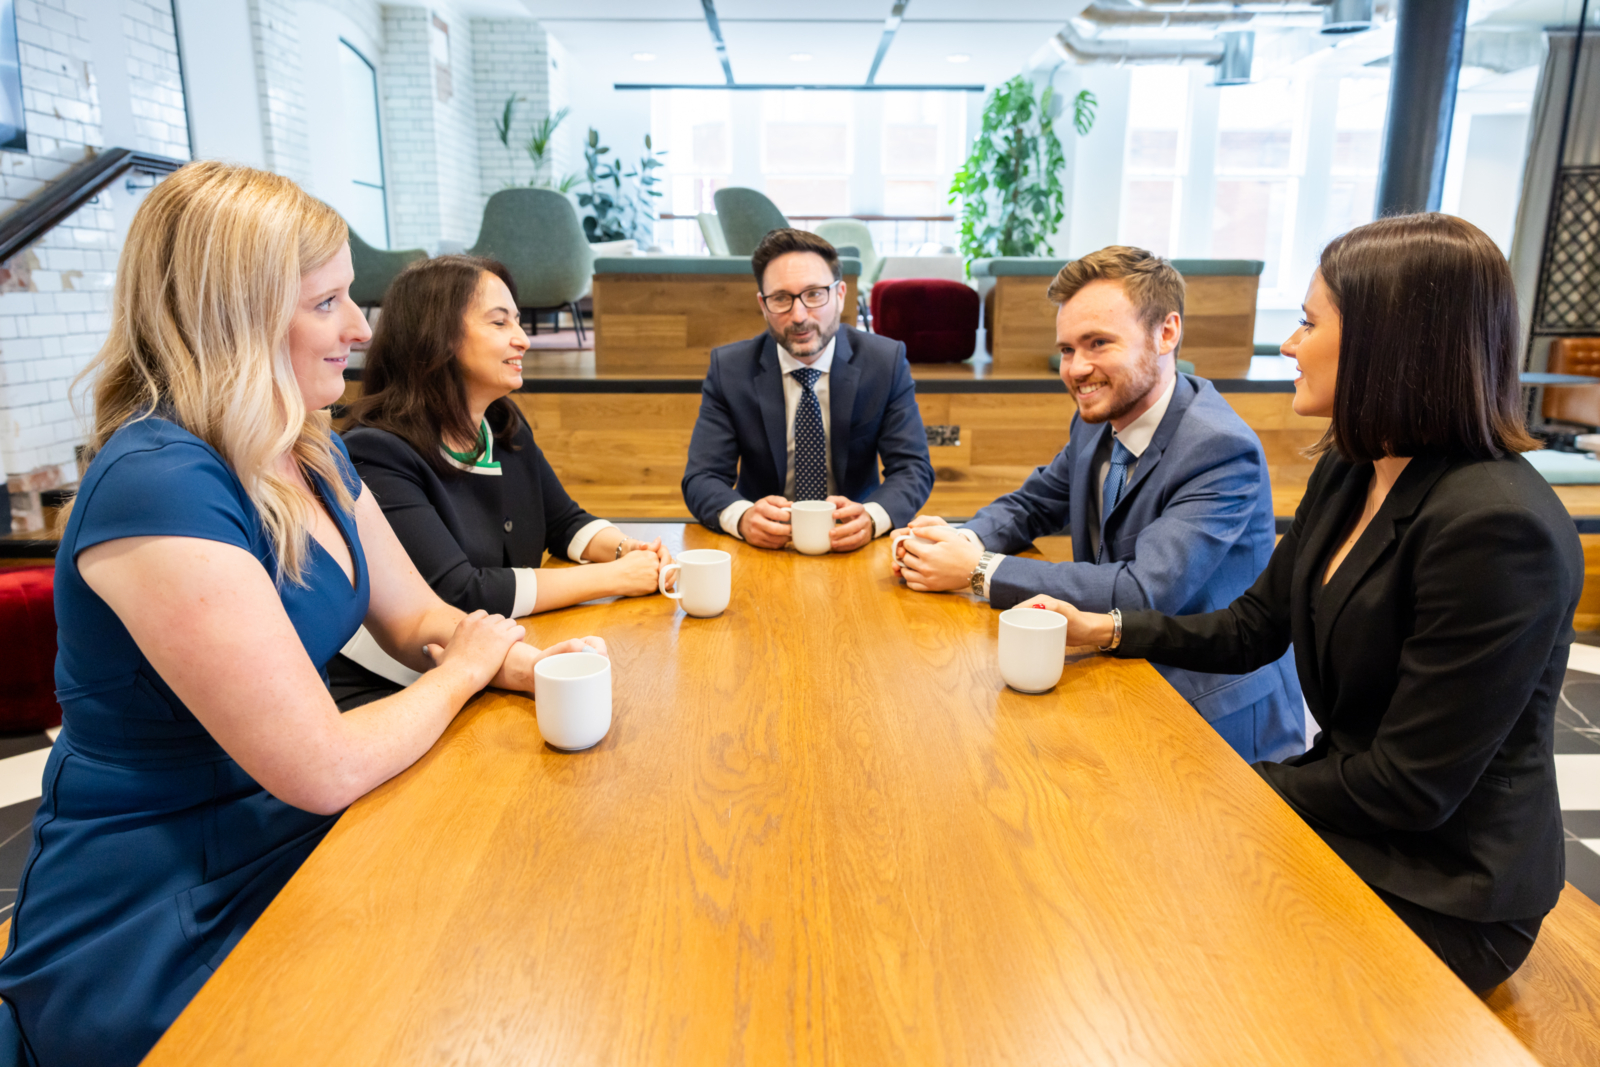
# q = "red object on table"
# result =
<box><xmin>869</xmin><ymin>277</ymin><xmax>980</xmax><ymax>364</ymax></box>
<box><xmin>0</xmin><ymin>566</ymin><xmax>62</xmax><ymax>731</ymax></box>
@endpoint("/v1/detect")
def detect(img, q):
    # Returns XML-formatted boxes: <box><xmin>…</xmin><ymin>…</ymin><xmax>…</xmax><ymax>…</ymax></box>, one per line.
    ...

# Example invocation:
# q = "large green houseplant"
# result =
<box><xmin>578</xmin><ymin>128</ymin><xmax>665</xmax><ymax>244</ymax></box>
<box><xmin>949</xmin><ymin>76</ymin><xmax>1096</xmax><ymax>264</ymax></box>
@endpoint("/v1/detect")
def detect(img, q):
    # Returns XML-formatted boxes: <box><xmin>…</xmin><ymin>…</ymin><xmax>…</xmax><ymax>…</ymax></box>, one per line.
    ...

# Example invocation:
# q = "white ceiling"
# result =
<box><xmin>519</xmin><ymin>0</ymin><xmax>1089</xmax><ymax>89</ymax></box>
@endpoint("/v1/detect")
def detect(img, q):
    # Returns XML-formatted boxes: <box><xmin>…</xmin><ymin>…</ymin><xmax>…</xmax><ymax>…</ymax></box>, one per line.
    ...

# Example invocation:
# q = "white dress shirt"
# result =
<box><xmin>961</xmin><ymin>375</ymin><xmax>1177</xmax><ymax>599</ymax></box>
<box><xmin>718</xmin><ymin>336</ymin><xmax>892</xmax><ymax>541</ymax></box>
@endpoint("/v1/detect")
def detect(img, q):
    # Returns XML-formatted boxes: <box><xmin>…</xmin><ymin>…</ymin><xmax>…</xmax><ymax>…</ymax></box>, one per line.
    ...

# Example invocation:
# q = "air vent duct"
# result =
<box><xmin>1321</xmin><ymin>0</ymin><xmax>1374</xmax><ymax>34</ymax></box>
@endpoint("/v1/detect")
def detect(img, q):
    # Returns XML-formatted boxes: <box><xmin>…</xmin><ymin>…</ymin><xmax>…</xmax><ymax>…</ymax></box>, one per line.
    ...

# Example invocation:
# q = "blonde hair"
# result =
<box><xmin>74</xmin><ymin>160</ymin><xmax>352</xmax><ymax>584</ymax></box>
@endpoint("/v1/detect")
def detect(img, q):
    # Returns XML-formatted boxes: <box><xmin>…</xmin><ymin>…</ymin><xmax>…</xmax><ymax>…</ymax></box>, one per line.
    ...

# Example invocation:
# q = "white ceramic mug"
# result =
<box><xmin>658</xmin><ymin>548</ymin><xmax>732</xmax><ymax>617</ymax></box>
<box><xmin>998</xmin><ymin>608</ymin><xmax>1067</xmax><ymax>693</ymax></box>
<box><xmin>533</xmin><ymin>651</ymin><xmax>612</xmax><ymax>751</ymax></box>
<box><xmin>790</xmin><ymin>500</ymin><xmax>836</xmax><ymax>555</ymax></box>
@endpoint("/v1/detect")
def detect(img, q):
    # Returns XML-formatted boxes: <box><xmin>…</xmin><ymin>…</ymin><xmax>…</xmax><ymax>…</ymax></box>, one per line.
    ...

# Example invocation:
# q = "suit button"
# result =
<box><xmin>504</xmin><ymin>520</ymin><xmax>513</xmax><ymax>532</ymax></box>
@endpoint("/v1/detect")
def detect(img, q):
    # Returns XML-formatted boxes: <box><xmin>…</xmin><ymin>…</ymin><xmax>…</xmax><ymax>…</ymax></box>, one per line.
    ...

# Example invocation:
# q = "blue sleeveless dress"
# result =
<box><xmin>0</xmin><ymin>418</ymin><xmax>370</xmax><ymax>1066</ymax></box>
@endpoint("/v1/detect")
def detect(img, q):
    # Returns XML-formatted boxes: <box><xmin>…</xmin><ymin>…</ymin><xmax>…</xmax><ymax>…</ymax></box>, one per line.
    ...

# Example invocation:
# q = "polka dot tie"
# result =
<box><xmin>791</xmin><ymin>366</ymin><xmax>827</xmax><ymax>501</ymax></box>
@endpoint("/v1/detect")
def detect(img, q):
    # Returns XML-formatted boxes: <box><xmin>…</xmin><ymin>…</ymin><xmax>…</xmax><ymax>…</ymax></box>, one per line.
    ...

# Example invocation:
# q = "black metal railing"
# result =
<box><xmin>0</xmin><ymin>147</ymin><xmax>186</xmax><ymax>264</ymax></box>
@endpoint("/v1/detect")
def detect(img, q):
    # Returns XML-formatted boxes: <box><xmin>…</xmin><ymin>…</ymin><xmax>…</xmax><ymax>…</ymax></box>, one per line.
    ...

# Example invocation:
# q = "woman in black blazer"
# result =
<box><xmin>1029</xmin><ymin>214</ymin><xmax>1582</xmax><ymax>993</ymax></box>
<box><xmin>329</xmin><ymin>256</ymin><xmax>670</xmax><ymax>705</ymax></box>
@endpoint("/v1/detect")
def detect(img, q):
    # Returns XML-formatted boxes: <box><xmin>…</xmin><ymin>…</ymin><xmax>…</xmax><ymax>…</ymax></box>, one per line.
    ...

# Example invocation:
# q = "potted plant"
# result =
<box><xmin>578</xmin><ymin>128</ymin><xmax>666</xmax><ymax>245</ymax></box>
<box><xmin>949</xmin><ymin>76</ymin><xmax>1097</xmax><ymax>265</ymax></box>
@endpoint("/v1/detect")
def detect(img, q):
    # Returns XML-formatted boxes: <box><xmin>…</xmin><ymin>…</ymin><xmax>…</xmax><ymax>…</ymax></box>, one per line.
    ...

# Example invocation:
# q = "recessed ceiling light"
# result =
<box><xmin>790</xmin><ymin>52</ymin><xmax>813</xmax><ymax>61</ymax></box>
<box><xmin>946</xmin><ymin>53</ymin><xmax>971</xmax><ymax>63</ymax></box>
<box><xmin>632</xmin><ymin>52</ymin><xmax>656</xmax><ymax>61</ymax></box>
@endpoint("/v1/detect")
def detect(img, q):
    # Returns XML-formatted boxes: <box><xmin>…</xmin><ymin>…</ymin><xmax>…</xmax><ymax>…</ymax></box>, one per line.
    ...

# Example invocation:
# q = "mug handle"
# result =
<box><xmin>659</xmin><ymin>561</ymin><xmax>682</xmax><ymax>598</ymax></box>
<box><xmin>890</xmin><ymin>532</ymin><xmax>910</xmax><ymax>574</ymax></box>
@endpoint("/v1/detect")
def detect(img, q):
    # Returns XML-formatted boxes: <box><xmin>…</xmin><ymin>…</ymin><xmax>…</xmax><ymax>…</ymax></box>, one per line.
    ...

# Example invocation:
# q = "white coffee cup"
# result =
<box><xmin>790</xmin><ymin>500</ymin><xmax>836</xmax><ymax>555</ymax></box>
<box><xmin>998</xmin><ymin>608</ymin><xmax>1067</xmax><ymax>693</ymax></box>
<box><xmin>533</xmin><ymin>651</ymin><xmax>612</xmax><ymax>751</ymax></box>
<box><xmin>658</xmin><ymin>548</ymin><xmax>732</xmax><ymax>617</ymax></box>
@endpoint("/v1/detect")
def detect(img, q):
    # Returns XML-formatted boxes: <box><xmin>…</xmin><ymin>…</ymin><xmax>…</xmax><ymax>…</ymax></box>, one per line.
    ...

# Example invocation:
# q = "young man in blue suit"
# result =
<box><xmin>894</xmin><ymin>247</ymin><xmax>1303</xmax><ymax>762</ymax></box>
<box><xmin>682</xmin><ymin>228</ymin><xmax>933</xmax><ymax>551</ymax></box>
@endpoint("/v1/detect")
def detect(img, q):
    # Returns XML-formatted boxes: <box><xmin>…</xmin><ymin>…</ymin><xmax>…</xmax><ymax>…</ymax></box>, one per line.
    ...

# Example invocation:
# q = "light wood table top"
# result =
<box><xmin>144</xmin><ymin>524</ymin><xmax>1536</xmax><ymax>1066</ymax></box>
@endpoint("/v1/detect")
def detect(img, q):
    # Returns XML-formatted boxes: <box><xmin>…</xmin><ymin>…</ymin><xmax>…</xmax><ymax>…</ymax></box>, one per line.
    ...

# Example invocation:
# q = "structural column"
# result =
<box><xmin>1374</xmin><ymin>0</ymin><xmax>1469</xmax><ymax>216</ymax></box>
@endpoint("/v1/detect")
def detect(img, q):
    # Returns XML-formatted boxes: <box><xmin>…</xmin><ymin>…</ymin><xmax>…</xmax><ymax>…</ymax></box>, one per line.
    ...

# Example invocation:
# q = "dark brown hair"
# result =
<box><xmin>345</xmin><ymin>254</ymin><xmax>525</xmax><ymax>474</ymax></box>
<box><xmin>1047</xmin><ymin>245</ymin><xmax>1185</xmax><ymax>337</ymax></box>
<box><xmin>1315</xmin><ymin>213</ymin><xmax>1537</xmax><ymax>462</ymax></box>
<box><xmin>751</xmin><ymin>228</ymin><xmax>841</xmax><ymax>290</ymax></box>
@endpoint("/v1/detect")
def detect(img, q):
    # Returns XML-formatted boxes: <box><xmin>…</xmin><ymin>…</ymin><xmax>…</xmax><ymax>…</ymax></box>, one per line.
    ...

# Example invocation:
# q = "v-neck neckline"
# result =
<box><xmin>304</xmin><ymin>469</ymin><xmax>359</xmax><ymax>594</ymax></box>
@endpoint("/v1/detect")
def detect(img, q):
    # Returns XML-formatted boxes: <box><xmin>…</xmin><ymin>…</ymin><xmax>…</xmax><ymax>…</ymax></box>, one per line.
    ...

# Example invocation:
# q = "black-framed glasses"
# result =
<box><xmin>760</xmin><ymin>283</ymin><xmax>840</xmax><ymax>314</ymax></box>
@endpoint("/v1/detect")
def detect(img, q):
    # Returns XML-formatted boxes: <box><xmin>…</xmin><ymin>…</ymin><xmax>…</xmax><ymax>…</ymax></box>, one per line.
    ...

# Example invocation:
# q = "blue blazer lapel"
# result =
<box><xmin>1109</xmin><ymin>374</ymin><xmax>1198</xmax><ymax>523</ymax></box>
<box><xmin>828</xmin><ymin>329</ymin><xmax>859</xmax><ymax>490</ymax></box>
<box><xmin>753</xmin><ymin>335</ymin><xmax>787</xmax><ymax>490</ymax></box>
<box><xmin>1069</xmin><ymin>417</ymin><xmax>1108</xmax><ymax>561</ymax></box>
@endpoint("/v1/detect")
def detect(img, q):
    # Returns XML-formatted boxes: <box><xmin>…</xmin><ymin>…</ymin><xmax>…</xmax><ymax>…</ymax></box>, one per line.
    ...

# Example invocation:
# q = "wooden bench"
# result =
<box><xmin>1484</xmin><ymin>882</ymin><xmax>1600</xmax><ymax>1066</ymax></box>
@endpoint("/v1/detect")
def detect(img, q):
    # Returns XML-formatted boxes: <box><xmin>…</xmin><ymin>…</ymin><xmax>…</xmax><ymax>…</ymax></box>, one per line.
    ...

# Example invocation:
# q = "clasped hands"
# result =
<box><xmin>423</xmin><ymin>609</ymin><xmax>608</xmax><ymax>695</ymax></box>
<box><xmin>888</xmin><ymin>515</ymin><xmax>984</xmax><ymax>591</ymax></box>
<box><xmin>608</xmin><ymin>535</ymin><xmax>674</xmax><ymax>596</ymax></box>
<box><xmin>738</xmin><ymin>494</ymin><xmax>875</xmax><ymax>552</ymax></box>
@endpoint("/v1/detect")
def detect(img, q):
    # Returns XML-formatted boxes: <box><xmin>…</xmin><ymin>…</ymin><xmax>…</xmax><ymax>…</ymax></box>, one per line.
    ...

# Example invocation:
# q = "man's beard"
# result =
<box><xmin>772</xmin><ymin>313</ymin><xmax>841</xmax><ymax>359</ymax></box>
<box><xmin>1077</xmin><ymin>340</ymin><xmax>1164</xmax><ymax>425</ymax></box>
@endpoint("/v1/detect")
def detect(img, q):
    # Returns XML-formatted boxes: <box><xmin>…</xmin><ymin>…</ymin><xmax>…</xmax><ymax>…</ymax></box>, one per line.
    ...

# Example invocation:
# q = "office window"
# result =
<box><xmin>1213</xmin><ymin>78</ymin><xmax>1296</xmax><ymax>288</ymax></box>
<box><xmin>1324</xmin><ymin>73</ymin><xmax>1387</xmax><ymax>243</ymax></box>
<box><xmin>335</xmin><ymin>41</ymin><xmax>389</xmax><ymax>248</ymax></box>
<box><xmin>881</xmin><ymin>91</ymin><xmax>946</xmax><ymax>216</ymax></box>
<box><xmin>1121</xmin><ymin>67</ymin><xmax>1189</xmax><ymax>258</ymax></box>
<box><xmin>761</xmin><ymin>90</ymin><xmax>851</xmax><ymax>218</ymax></box>
<box><xmin>655</xmin><ymin>89</ymin><xmax>731</xmax><ymax>218</ymax></box>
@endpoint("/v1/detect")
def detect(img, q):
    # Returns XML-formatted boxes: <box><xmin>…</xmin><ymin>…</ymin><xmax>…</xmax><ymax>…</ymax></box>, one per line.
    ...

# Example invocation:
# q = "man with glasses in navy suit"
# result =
<box><xmin>682</xmin><ymin>228</ymin><xmax>934</xmax><ymax>551</ymax></box>
<box><xmin>893</xmin><ymin>247</ymin><xmax>1303</xmax><ymax>763</ymax></box>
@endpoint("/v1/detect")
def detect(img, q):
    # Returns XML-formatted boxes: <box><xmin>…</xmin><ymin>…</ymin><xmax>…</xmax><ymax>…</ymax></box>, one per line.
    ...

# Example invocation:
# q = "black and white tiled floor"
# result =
<box><xmin>0</xmin><ymin>657</ymin><xmax>1596</xmax><ymax>915</ymax></box>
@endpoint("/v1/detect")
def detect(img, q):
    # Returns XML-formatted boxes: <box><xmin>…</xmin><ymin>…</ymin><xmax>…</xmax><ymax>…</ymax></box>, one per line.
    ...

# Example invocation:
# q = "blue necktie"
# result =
<box><xmin>792</xmin><ymin>366</ymin><xmax>827</xmax><ymax>501</ymax></box>
<box><xmin>1098</xmin><ymin>437</ymin><xmax>1135</xmax><ymax>564</ymax></box>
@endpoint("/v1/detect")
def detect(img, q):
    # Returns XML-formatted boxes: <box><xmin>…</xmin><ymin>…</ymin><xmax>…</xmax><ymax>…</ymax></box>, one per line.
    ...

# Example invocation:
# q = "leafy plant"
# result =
<box><xmin>493</xmin><ymin>94</ymin><xmax>520</xmax><ymax>150</ymax></box>
<box><xmin>577</xmin><ymin>128</ymin><xmax>666</xmax><ymax>244</ymax></box>
<box><xmin>524</xmin><ymin>105</ymin><xmax>571</xmax><ymax>189</ymax></box>
<box><xmin>948</xmin><ymin>76</ymin><xmax>1097</xmax><ymax>265</ymax></box>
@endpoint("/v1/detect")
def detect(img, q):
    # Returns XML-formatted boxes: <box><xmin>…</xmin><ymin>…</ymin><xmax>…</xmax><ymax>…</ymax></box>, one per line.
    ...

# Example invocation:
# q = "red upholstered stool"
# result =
<box><xmin>869</xmin><ymin>278</ymin><xmax>980</xmax><ymax>363</ymax></box>
<box><xmin>0</xmin><ymin>566</ymin><xmax>61</xmax><ymax>731</ymax></box>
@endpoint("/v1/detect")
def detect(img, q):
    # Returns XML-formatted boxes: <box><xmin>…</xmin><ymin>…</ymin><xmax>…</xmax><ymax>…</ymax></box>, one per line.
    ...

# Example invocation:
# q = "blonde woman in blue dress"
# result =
<box><xmin>0</xmin><ymin>161</ymin><xmax>606</xmax><ymax>1066</ymax></box>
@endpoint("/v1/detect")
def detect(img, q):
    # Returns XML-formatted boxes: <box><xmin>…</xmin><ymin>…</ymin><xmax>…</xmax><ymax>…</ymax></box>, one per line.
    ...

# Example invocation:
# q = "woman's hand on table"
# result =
<box><xmin>1018</xmin><ymin>595</ymin><xmax>1116</xmax><ymax>648</ymax></box>
<box><xmin>423</xmin><ymin>610</ymin><xmax>529</xmax><ymax>693</ymax></box>
<box><xmin>610</xmin><ymin>540</ymin><xmax>666</xmax><ymax>597</ymax></box>
<box><xmin>495</xmin><ymin>635</ymin><xmax>608</xmax><ymax>693</ymax></box>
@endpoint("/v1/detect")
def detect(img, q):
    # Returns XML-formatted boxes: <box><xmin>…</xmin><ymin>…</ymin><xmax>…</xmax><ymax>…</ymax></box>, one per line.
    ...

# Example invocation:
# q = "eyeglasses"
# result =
<box><xmin>760</xmin><ymin>283</ymin><xmax>839</xmax><ymax>314</ymax></box>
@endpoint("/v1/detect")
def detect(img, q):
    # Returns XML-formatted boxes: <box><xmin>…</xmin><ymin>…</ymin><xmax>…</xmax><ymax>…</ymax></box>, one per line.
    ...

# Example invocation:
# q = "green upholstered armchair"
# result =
<box><xmin>467</xmin><ymin>189</ymin><xmax>596</xmax><ymax>343</ymax></box>
<box><xmin>347</xmin><ymin>227</ymin><xmax>427</xmax><ymax>308</ymax></box>
<box><xmin>697</xmin><ymin>212</ymin><xmax>729</xmax><ymax>256</ymax></box>
<box><xmin>711</xmin><ymin>187</ymin><xmax>789</xmax><ymax>256</ymax></box>
<box><xmin>813</xmin><ymin>218</ymin><xmax>883</xmax><ymax>287</ymax></box>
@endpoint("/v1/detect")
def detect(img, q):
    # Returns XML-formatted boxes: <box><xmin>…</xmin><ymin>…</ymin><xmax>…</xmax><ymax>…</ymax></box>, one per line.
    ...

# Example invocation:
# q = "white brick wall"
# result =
<box><xmin>1</xmin><ymin>0</ymin><xmax>187</xmax><ymax>524</ymax></box>
<box><xmin>472</xmin><ymin>18</ymin><xmax>549</xmax><ymax>193</ymax></box>
<box><xmin>122</xmin><ymin>0</ymin><xmax>188</xmax><ymax>158</ymax></box>
<box><xmin>246</xmin><ymin>0</ymin><xmax>308</xmax><ymax>184</ymax></box>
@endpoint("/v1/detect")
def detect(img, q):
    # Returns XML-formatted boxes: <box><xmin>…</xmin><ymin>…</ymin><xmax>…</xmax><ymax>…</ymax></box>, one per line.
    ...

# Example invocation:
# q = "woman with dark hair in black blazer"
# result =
<box><xmin>328</xmin><ymin>255</ymin><xmax>671</xmax><ymax>705</ymax></box>
<box><xmin>1028</xmin><ymin>213</ymin><xmax>1582</xmax><ymax>993</ymax></box>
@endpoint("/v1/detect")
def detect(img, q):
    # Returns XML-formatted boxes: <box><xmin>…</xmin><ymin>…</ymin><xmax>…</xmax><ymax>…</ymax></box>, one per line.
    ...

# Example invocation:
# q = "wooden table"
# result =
<box><xmin>145</xmin><ymin>524</ymin><xmax>1535</xmax><ymax>1066</ymax></box>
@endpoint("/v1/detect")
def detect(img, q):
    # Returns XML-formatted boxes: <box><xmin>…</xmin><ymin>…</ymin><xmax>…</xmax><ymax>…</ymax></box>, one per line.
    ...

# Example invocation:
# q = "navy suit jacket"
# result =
<box><xmin>682</xmin><ymin>326</ymin><xmax>934</xmax><ymax>531</ymax></box>
<box><xmin>965</xmin><ymin>374</ymin><xmax>1303</xmax><ymax>754</ymax></box>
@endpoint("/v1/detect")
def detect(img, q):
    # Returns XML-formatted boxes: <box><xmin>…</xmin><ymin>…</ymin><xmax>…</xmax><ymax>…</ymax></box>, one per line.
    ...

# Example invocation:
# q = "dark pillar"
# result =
<box><xmin>1373</xmin><ymin>0</ymin><xmax>1470</xmax><ymax>216</ymax></box>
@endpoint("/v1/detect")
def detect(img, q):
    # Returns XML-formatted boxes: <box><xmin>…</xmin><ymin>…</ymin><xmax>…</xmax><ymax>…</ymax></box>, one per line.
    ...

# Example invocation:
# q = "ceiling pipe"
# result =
<box><xmin>1116</xmin><ymin>0</ymin><xmax>1327</xmax><ymax>11</ymax></box>
<box><xmin>1077</xmin><ymin>0</ymin><xmax>1255</xmax><ymax>28</ymax></box>
<box><xmin>1050</xmin><ymin>21</ymin><xmax>1225</xmax><ymax>65</ymax></box>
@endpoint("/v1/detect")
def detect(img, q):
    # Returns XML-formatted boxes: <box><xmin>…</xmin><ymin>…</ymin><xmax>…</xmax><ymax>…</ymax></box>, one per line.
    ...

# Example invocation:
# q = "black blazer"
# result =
<box><xmin>342</xmin><ymin>414</ymin><xmax>602</xmax><ymax>616</ymax></box>
<box><xmin>1118</xmin><ymin>451</ymin><xmax>1582</xmax><ymax>922</ymax></box>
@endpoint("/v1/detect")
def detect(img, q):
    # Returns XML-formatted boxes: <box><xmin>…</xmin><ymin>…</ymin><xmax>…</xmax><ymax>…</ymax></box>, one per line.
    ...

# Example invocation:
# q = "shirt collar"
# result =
<box><xmin>1111</xmin><ymin>375</ymin><xmax>1177</xmax><ymax>459</ymax></box>
<box><xmin>777</xmin><ymin>335</ymin><xmax>836</xmax><ymax>377</ymax></box>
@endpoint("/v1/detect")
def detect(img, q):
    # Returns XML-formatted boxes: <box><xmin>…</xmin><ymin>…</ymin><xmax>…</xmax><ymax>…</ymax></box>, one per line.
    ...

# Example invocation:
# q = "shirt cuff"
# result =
<box><xmin>979</xmin><ymin>551</ymin><xmax>1007</xmax><ymax>601</ymax></box>
<box><xmin>864</xmin><ymin>502</ymin><xmax>892</xmax><ymax>539</ymax></box>
<box><xmin>339</xmin><ymin>626</ymin><xmax>422</xmax><ymax>687</ymax></box>
<box><xmin>511</xmin><ymin>567</ymin><xmax>539</xmax><ymax>617</ymax></box>
<box><xmin>566</xmin><ymin>518</ymin><xmax>616</xmax><ymax>563</ymax></box>
<box><xmin>719</xmin><ymin>499</ymin><xmax>755</xmax><ymax>539</ymax></box>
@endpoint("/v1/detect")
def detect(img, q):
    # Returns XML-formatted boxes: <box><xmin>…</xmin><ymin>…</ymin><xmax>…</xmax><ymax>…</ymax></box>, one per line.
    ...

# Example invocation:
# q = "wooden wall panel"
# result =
<box><xmin>593</xmin><ymin>273</ymin><xmax>858</xmax><ymax>375</ymax></box>
<box><xmin>988</xmin><ymin>272</ymin><xmax>1258</xmax><ymax>380</ymax></box>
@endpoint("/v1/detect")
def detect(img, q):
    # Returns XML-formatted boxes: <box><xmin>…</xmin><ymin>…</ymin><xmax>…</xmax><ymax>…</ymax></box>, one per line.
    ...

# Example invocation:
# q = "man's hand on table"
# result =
<box><xmin>890</xmin><ymin>514</ymin><xmax>952</xmax><ymax>577</ymax></box>
<box><xmin>739</xmin><ymin>496</ymin><xmax>793</xmax><ymax>549</ymax></box>
<box><xmin>826</xmin><ymin>495</ymin><xmax>874</xmax><ymax>552</ymax></box>
<box><xmin>897</xmin><ymin>523</ymin><xmax>983</xmax><ymax>592</ymax></box>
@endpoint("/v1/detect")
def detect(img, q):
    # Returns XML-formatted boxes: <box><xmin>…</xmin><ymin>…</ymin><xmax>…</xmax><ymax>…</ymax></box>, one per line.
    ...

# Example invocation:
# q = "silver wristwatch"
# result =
<box><xmin>969</xmin><ymin>550</ymin><xmax>994</xmax><ymax>597</ymax></box>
